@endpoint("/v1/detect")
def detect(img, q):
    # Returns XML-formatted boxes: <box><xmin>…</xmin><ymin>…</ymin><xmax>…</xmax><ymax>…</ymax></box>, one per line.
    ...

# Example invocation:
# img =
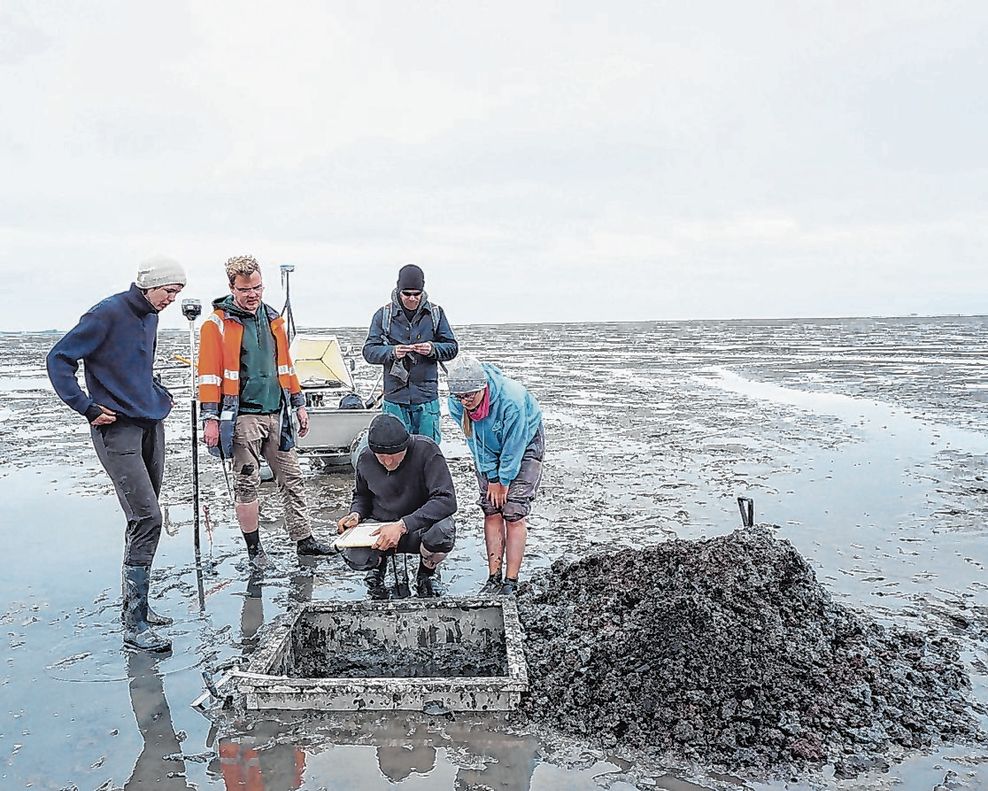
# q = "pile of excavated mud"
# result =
<box><xmin>517</xmin><ymin>528</ymin><xmax>983</xmax><ymax>775</ymax></box>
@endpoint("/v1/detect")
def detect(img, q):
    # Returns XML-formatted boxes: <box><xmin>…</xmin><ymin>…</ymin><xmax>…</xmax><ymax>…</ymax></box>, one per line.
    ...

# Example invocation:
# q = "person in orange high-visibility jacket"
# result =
<box><xmin>198</xmin><ymin>255</ymin><xmax>335</xmax><ymax>566</ymax></box>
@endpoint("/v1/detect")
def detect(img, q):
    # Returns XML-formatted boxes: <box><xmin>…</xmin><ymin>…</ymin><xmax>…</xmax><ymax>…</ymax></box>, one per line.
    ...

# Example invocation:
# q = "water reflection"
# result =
<box><xmin>212</xmin><ymin>723</ymin><xmax>306</xmax><ymax>790</ymax></box>
<box><xmin>125</xmin><ymin>651</ymin><xmax>193</xmax><ymax>789</ymax></box>
<box><xmin>214</xmin><ymin>715</ymin><xmax>541</xmax><ymax>790</ymax></box>
<box><xmin>375</xmin><ymin>724</ymin><xmax>436</xmax><ymax>782</ymax></box>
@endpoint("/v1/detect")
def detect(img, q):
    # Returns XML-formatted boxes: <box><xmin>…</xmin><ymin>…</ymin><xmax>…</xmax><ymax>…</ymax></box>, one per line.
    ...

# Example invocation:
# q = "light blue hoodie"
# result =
<box><xmin>448</xmin><ymin>363</ymin><xmax>542</xmax><ymax>485</ymax></box>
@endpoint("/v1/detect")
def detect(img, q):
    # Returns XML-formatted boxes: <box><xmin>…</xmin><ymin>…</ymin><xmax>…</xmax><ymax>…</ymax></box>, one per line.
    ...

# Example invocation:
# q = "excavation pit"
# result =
<box><xmin>238</xmin><ymin>598</ymin><xmax>528</xmax><ymax>712</ymax></box>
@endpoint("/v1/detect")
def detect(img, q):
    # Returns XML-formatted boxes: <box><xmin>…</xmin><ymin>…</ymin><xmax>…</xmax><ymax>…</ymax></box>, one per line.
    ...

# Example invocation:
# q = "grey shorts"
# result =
<box><xmin>476</xmin><ymin>424</ymin><xmax>545</xmax><ymax>522</ymax></box>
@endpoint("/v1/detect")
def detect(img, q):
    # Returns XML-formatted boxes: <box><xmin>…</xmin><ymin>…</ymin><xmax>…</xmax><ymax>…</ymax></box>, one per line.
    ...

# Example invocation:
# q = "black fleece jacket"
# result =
<box><xmin>350</xmin><ymin>435</ymin><xmax>457</xmax><ymax>533</ymax></box>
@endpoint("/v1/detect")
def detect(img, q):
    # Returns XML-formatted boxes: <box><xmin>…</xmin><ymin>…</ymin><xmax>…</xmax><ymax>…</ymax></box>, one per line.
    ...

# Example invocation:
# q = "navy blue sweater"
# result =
<box><xmin>47</xmin><ymin>284</ymin><xmax>173</xmax><ymax>423</ymax></box>
<box><xmin>351</xmin><ymin>436</ymin><xmax>457</xmax><ymax>533</ymax></box>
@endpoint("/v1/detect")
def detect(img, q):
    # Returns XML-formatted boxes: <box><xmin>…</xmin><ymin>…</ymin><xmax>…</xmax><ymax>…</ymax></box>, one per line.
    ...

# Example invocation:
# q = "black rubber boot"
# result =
<box><xmin>416</xmin><ymin>563</ymin><xmax>444</xmax><ymax>598</ymax></box>
<box><xmin>120</xmin><ymin>571</ymin><xmax>171</xmax><ymax>626</ymax></box>
<box><xmin>479</xmin><ymin>573</ymin><xmax>502</xmax><ymax>596</ymax></box>
<box><xmin>122</xmin><ymin>565</ymin><xmax>172</xmax><ymax>653</ymax></box>
<box><xmin>146</xmin><ymin>601</ymin><xmax>173</xmax><ymax>627</ymax></box>
<box><xmin>244</xmin><ymin>530</ymin><xmax>268</xmax><ymax>569</ymax></box>
<box><xmin>296</xmin><ymin>535</ymin><xmax>336</xmax><ymax>556</ymax></box>
<box><xmin>364</xmin><ymin>563</ymin><xmax>389</xmax><ymax>600</ymax></box>
<box><xmin>500</xmin><ymin>577</ymin><xmax>519</xmax><ymax>597</ymax></box>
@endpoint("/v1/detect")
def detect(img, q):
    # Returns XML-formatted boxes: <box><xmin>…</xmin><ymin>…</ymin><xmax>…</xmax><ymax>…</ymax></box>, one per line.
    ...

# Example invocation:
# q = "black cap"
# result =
<box><xmin>367</xmin><ymin>414</ymin><xmax>410</xmax><ymax>454</ymax></box>
<box><xmin>397</xmin><ymin>264</ymin><xmax>425</xmax><ymax>291</ymax></box>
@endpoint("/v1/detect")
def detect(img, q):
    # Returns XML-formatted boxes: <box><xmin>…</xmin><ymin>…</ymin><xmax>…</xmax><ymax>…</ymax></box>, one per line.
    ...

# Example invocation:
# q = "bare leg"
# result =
<box><xmin>483</xmin><ymin>514</ymin><xmax>506</xmax><ymax>576</ymax></box>
<box><xmin>504</xmin><ymin>518</ymin><xmax>528</xmax><ymax>580</ymax></box>
<box><xmin>236</xmin><ymin>501</ymin><xmax>259</xmax><ymax>534</ymax></box>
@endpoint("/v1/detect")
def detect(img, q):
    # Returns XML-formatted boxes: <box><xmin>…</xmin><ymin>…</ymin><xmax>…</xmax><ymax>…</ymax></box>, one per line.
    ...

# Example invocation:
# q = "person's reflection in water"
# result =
<box><xmin>290</xmin><ymin>554</ymin><xmax>317</xmax><ymax>604</ymax></box>
<box><xmin>210</xmin><ymin>557</ymin><xmax>319</xmax><ymax>789</ymax></box>
<box><xmin>375</xmin><ymin>724</ymin><xmax>437</xmax><ymax>782</ymax></box>
<box><xmin>452</xmin><ymin>722</ymin><xmax>539</xmax><ymax>790</ymax></box>
<box><xmin>241</xmin><ymin>555</ymin><xmax>317</xmax><ymax>656</ymax></box>
<box><xmin>239</xmin><ymin>568</ymin><xmax>265</xmax><ymax>655</ymax></box>
<box><xmin>214</xmin><ymin>721</ymin><xmax>306</xmax><ymax>790</ymax></box>
<box><xmin>125</xmin><ymin>651</ymin><xmax>192</xmax><ymax>789</ymax></box>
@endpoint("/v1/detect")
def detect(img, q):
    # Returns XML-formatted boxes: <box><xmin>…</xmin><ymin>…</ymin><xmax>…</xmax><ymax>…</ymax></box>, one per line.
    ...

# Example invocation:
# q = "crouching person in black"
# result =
<box><xmin>337</xmin><ymin>414</ymin><xmax>456</xmax><ymax>598</ymax></box>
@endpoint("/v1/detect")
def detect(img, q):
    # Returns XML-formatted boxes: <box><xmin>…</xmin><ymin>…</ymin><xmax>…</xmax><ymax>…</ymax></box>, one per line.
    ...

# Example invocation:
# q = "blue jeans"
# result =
<box><xmin>382</xmin><ymin>399</ymin><xmax>442</xmax><ymax>444</ymax></box>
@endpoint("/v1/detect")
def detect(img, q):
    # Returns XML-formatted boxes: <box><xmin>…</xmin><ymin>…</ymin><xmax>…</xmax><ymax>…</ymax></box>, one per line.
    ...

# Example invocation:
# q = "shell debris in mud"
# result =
<box><xmin>517</xmin><ymin>527</ymin><xmax>984</xmax><ymax>777</ymax></box>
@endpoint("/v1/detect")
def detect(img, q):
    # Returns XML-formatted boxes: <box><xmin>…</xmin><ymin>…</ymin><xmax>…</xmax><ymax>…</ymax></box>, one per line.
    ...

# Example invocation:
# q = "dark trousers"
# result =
<box><xmin>91</xmin><ymin>420</ymin><xmax>165</xmax><ymax>567</ymax></box>
<box><xmin>342</xmin><ymin>516</ymin><xmax>456</xmax><ymax>571</ymax></box>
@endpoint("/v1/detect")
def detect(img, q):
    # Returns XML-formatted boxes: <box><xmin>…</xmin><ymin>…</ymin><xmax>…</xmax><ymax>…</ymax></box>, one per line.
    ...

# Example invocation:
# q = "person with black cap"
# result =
<box><xmin>337</xmin><ymin>414</ymin><xmax>457</xmax><ymax>598</ymax></box>
<box><xmin>46</xmin><ymin>256</ymin><xmax>187</xmax><ymax>653</ymax></box>
<box><xmin>362</xmin><ymin>264</ymin><xmax>458</xmax><ymax>443</ymax></box>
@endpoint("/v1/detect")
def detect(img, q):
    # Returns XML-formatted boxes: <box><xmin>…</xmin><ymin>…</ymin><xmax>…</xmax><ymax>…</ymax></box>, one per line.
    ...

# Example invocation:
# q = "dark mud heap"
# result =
<box><xmin>518</xmin><ymin>528</ymin><xmax>982</xmax><ymax>774</ymax></box>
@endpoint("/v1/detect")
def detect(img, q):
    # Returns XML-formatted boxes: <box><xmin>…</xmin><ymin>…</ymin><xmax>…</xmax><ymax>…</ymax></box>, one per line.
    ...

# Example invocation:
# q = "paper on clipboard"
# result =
<box><xmin>333</xmin><ymin>521</ymin><xmax>384</xmax><ymax>549</ymax></box>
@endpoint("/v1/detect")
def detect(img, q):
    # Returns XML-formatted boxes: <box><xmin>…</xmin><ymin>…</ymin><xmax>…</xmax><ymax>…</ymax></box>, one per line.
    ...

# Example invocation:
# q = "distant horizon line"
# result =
<box><xmin>7</xmin><ymin>311</ymin><xmax>988</xmax><ymax>335</ymax></box>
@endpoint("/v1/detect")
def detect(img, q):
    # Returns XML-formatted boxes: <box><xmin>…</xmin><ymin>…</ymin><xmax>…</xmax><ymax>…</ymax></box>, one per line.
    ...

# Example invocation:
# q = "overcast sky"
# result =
<box><xmin>1</xmin><ymin>1</ymin><xmax>985</xmax><ymax>331</ymax></box>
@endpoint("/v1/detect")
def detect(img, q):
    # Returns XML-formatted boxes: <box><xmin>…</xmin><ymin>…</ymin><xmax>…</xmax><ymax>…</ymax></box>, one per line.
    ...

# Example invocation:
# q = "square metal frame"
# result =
<box><xmin>235</xmin><ymin>597</ymin><xmax>528</xmax><ymax>712</ymax></box>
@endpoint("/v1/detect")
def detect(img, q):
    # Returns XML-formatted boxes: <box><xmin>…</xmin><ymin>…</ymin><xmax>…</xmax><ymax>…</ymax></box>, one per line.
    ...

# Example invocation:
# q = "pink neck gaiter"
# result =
<box><xmin>467</xmin><ymin>387</ymin><xmax>491</xmax><ymax>421</ymax></box>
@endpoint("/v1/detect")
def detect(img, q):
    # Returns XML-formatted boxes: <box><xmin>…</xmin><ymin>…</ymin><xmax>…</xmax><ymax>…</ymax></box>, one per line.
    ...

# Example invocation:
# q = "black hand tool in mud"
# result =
<box><xmin>182</xmin><ymin>299</ymin><xmax>203</xmax><ymax>557</ymax></box>
<box><xmin>737</xmin><ymin>496</ymin><xmax>755</xmax><ymax>528</ymax></box>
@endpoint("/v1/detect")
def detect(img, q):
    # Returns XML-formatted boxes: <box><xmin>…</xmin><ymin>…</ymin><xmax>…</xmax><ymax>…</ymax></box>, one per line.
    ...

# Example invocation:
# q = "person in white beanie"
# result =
<box><xmin>46</xmin><ymin>257</ymin><xmax>187</xmax><ymax>653</ymax></box>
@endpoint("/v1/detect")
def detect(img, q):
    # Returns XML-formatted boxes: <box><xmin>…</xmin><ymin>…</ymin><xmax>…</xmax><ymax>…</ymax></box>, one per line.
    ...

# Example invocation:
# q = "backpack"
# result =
<box><xmin>380</xmin><ymin>302</ymin><xmax>449</xmax><ymax>374</ymax></box>
<box><xmin>381</xmin><ymin>302</ymin><xmax>442</xmax><ymax>339</ymax></box>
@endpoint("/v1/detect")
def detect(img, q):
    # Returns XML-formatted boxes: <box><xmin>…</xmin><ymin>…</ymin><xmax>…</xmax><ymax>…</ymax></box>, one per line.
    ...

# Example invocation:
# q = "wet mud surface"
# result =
<box><xmin>290</xmin><ymin>643</ymin><xmax>507</xmax><ymax>679</ymax></box>
<box><xmin>2</xmin><ymin>315</ymin><xmax>988</xmax><ymax>789</ymax></box>
<box><xmin>519</xmin><ymin>528</ymin><xmax>983</xmax><ymax>777</ymax></box>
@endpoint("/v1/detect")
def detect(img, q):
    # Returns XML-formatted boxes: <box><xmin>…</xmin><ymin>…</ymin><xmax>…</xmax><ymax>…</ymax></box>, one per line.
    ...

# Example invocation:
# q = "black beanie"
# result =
<box><xmin>397</xmin><ymin>264</ymin><xmax>425</xmax><ymax>291</ymax></box>
<box><xmin>367</xmin><ymin>414</ymin><xmax>410</xmax><ymax>454</ymax></box>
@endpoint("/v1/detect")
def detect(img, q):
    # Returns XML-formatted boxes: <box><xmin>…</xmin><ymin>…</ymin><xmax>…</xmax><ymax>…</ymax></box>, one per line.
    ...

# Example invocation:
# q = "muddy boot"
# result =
<box><xmin>365</xmin><ymin>563</ymin><xmax>389</xmax><ymax>600</ymax></box>
<box><xmin>248</xmin><ymin>545</ymin><xmax>269</xmax><ymax>569</ymax></box>
<box><xmin>416</xmin><ymin>563</ymin><xmax>444</xmax><ymax>598</ymax></box>
<box><xmin>122</xmin><ymin>566</ymin><xmax>172</xmax><ymax>653</ymax></box>
<box><xmin>296</xmin><ymin>535</ymin><xmax>336</xmax><ymax>556</ymax></box>
<box><xmin>244</xmin><ymin>531</ymin><xmax>268</xmax><ymax>569</ymax></box>
<box><xmin>500</xmin><ymin>577</ymin><xmax>519</xmax><ymax>597</ymax></box>
<box><xmin>144</xmin><ymin>569</ymin><xmax>173</xmax><ymax>626</ymax></box>
<box><xmin>479</xmin><ymin>573</ymin><xmax>502</xmax><ymax>596</ymax></box>
<box><xmin>145</xmin><ymin>601</ymin><xmax>173</xmax><ymax>627</ymax></box>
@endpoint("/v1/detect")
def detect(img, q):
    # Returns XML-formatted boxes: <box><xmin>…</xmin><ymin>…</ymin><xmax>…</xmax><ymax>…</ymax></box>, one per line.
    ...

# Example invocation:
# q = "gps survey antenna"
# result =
<box><xmin>183</xmin><ymin>298</ymin><xmax>203</xmax><ymax>560</ymax></box>
<box><xmin>181</xmin><ymin>298</ymin><xmax>202</xmax><ymax>321</ymax></box>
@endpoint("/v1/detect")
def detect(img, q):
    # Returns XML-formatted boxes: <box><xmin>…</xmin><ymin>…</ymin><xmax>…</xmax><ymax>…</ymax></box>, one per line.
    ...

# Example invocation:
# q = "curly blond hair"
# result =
<box><xmin>225</xmin><ymin>254</ymin><xmax>261</xmax><ymax>285</ymax></box>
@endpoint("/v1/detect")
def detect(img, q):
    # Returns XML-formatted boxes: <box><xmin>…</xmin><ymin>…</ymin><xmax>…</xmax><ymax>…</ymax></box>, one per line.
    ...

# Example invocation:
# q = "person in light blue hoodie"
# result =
<box><xmin>447</xmin><ymin>355</ymin><xmax>545</xmax><ymax>596</ymax></box>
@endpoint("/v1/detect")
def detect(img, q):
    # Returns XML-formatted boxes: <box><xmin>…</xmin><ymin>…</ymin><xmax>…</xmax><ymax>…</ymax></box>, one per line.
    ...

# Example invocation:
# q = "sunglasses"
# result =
<box><xmin>453</xmin><ymin>390</ymin><xmax>484</xmax><ymax>402</ymax></box>
<box><xmin>233</xmin><ymin>284</ymin><xmax>265</xmax><ymax>294</ymax></box>
<box><xmin>400</xmin><ymin>290</ymin><xmax>422</xmax><ymax>297</ymax></box>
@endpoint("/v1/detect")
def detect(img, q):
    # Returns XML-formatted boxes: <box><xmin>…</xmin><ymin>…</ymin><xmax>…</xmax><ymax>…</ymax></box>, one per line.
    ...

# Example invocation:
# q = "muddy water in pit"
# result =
<box><xmin>1</xmin><ymin>316</ymin><xmax>987</xmax><ymax>790</ymax></box>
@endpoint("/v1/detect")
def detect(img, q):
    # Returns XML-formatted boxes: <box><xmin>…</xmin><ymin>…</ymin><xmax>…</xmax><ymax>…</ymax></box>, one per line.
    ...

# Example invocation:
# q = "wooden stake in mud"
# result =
<box><xmin>182</xmin><ymin>299</ymin><xmax>203</xmax><ymax>556</ymax></box>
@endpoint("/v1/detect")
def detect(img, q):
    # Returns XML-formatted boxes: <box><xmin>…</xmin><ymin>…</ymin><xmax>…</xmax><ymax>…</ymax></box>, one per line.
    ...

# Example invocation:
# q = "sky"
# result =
<box><xmin>1</xmin><ymin>1</ymin><xmax>986</xmax><ymax>331</ymax></box>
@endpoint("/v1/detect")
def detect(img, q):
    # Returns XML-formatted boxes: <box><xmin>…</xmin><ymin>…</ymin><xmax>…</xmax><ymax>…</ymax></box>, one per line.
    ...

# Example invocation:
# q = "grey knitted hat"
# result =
<box><xmin>447</xmin><ymin>354</ymin><xmax>487</xmax><ymax>394</ymax></box>
<box><xmin>135</xmin><ymin>257</ymin><xmax>187</xmax><ymax>289</ymax></box>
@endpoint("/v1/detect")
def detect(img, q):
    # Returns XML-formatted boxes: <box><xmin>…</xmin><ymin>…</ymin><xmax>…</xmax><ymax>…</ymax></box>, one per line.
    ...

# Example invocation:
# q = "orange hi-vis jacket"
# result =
<box><xmin>198</xmin><ymin>303</ymin><xmax>304</xmax><ymax>458</ymax></box>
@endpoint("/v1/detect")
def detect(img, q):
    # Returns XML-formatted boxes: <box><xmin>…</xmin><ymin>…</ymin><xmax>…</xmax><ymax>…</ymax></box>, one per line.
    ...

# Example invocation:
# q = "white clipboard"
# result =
<box><xmin>333</xmin><ymin>520</ymin><xmax>384</xmax><ymax>549</ymax></box>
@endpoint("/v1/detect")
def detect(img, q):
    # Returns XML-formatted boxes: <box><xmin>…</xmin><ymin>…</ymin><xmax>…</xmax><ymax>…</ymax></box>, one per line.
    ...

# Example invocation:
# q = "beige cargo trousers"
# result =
<box><xmin>232</xmin><ymin>413</ymin><xmax>311</xmax><ymax>541</ymax></box>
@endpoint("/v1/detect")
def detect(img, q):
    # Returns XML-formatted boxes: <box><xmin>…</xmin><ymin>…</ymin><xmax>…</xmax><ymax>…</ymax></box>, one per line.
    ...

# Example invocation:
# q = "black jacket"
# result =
<box><xmin>350</xmin><ymin>435</ymin><xmax>457</xmax><ymax>533</ymax></box>
<box><xmin>361</xmin><ymin>290</ymin><xmax>458</xmax><ymax>405</ymax></box>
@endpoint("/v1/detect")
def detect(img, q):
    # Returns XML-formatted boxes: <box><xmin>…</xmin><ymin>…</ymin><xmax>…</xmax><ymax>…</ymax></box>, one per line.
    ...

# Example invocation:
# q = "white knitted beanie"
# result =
<box><xmin>135</xmin><ymin>256</ymin><xmax>187</xmax><ymax>289</ymax></box>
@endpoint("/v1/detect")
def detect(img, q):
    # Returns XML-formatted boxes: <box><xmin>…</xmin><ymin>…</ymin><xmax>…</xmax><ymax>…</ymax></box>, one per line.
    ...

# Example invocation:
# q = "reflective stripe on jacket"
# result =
<box><xmin>197</xmin><ymin>303</ymin><xmax>304</xmax><ymax>458</ymax></box>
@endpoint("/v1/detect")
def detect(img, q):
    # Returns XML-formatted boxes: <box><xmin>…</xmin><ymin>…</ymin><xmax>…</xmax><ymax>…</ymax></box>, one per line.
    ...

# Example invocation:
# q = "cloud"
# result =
<box><xmin>1</xmin><ymin>1</ymin><xmax>987</xmax><ymax>331</ymax></box>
